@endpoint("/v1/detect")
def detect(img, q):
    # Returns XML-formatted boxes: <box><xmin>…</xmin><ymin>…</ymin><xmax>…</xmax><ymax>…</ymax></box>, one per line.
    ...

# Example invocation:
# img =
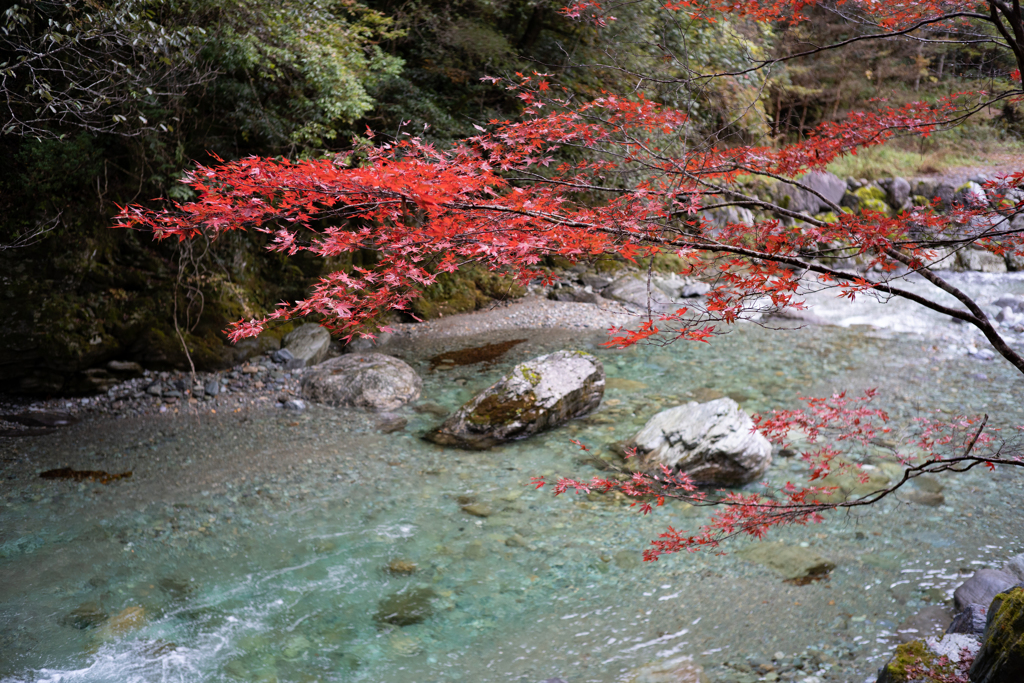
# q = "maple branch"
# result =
<box><xmin>963</xmin><ymin>415</ymin><xmax>990</xmax><ymax>458</ymax></box>
<box><xmin>988</xmin><ymin>0</ymin><xmax>1024</xmax><ymax>77</ymax></box>
<box><xmin>884</xmin><ymin>246</ymin><xmax>1024</xmax><ymax>375</ymax></box>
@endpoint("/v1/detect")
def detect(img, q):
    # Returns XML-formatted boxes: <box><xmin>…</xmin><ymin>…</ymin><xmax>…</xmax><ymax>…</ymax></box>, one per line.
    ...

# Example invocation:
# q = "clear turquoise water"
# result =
<box><xmin>2</xmin><ymin>272</ymin><xmax>1024</xmax><ymax>683</ymax></box>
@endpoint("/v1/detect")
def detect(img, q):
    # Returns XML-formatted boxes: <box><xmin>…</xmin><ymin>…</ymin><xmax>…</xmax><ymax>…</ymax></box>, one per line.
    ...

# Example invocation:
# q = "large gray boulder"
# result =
<box><xmin>625</xmin><ymin>398</ymin><xmax>772</xmax><ymax>485</ymax></box>
<box><xmin>955</xmin><ymin>181</ymin><xmax>989</xmax><ymax>208</ymax></box>
<box><xmin>886</xmin><ymin>177</ymin><xmax>911</xmax><ymax>211</ymax></box>
<box><xmin>301</xmin><ymin>353</ymin><xmax>421</xmax><ymax>411</ymax></box>
<box><xmin>603</xmin><ymin>275</ymin><xmax>681</xmax><ymax>314</ymax></box>
<box><xmin>705</xmin><ymin>205</ymin><xmax>755</xmax><ymax>228</ymax></box>
<box><xmin>1005</xmin><ymin>553</ymin><xmax>1024</xmax><ymax>582</ymax></box>
<box><xmin>957</xmin><ymin>247</ymin><xmax>1008</xmax><ymax>273</ymax></box>
<box><xmin>993</xmin><ymin>295</ymin><xmax>1024</xmax><ymax>315</ymax></box>
<box><xmin>426</xmin><ymin>350</ymin><xmax>605</xmax><ymax>449</ymax></box>
<box><xmin>777</xmin><ymin>171</ymin><xmax>846</xmax><ymax>215</ymax></box>
<box><xmin>954</xmin><ymin>568</ymin><xmax>1018</xmax><ymax>611</ymax></box>
<box><xmin>283</xmin><ymin>324</ymin><xmax>332</xmax><ymax>367</ymax></box>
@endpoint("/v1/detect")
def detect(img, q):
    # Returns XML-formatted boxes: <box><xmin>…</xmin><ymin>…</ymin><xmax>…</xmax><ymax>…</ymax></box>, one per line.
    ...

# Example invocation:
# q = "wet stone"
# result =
<box><xmin>737</xmin><ymin>542</ymin><xmax>836</xmax><ymax>581</ymax></box>
<box><xmin>954</xmin><ymin>568</ymin><xmax>1018</xmax><ymax>611</ymax></box>
<box><xmin>374</xmin><ymin>587</ymin><xmax>435</xmax><ymax>627</ymax></box>
<box><xmin>948</xmin><ymin>604</ymin><xmax>988</xmax><ymax>636</ymax></box>
<box><xmin>100</xmin><ymin>606</ymin><xmax>146</xmax><ymax>639</ymax></box>
<box><xmin>614</xmin><ymin>549</ymin><xmax>641</xmax><ymax>570</ymax></box>
<box><xmin>386</xmin><ymin>559</ymin><xmax>418</xmax><ymax>575</ymax></box>
<box><xmin>461</xmin><ymin>503</ymin><xmax>492</xmax><ymax>517</ymax></box>
<box><xmin>62</xmin><ymin>603</ymin><xmax>107</xmax><ymax>630</ymax></box>
<box><xmin>428</xmin><ymin>339</ymin><xmax>527</xmax><ymax>371</ymax></box>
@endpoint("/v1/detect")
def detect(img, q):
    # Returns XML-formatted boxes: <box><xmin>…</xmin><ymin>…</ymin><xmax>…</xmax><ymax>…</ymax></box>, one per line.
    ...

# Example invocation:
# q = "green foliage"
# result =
<box><xmin>609</xmin><ymin>8</ymin><xmax>773</xmax><ymax>140</ymax></box>
<box><xmin>826</xmin><ymin>130</ymin><xmax>1024</xmax><ymax>179</ymax></box>
<box><xmin>202</xmin><ymin>0</ymin><xmax>404</xmax><ymax>151</ymax></box>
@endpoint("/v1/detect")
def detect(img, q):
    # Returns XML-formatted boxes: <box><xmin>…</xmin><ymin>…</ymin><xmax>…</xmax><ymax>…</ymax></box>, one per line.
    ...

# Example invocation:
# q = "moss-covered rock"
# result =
<box><xmin>878</xmin><ymin>640</ymin><xmax>943</xmax><ymax>682</ymax></box>
<box><xmin>426</xmin><ymin>349</ymin><xmax>605</xmax><ymax>449</ymax></box>
<box><xmin>970</xmin><ymin>587</ymin><xmax>1024</xmax><ymax>683</ymax></box>
<box><xmin>854</xmin><ymin>185</ymin><xmax>891</xmax><ymax>216</ymax></box>
<box><xmin>0</xmin><ymin>225</ymin><xmax>334</xmax><ymax>394</ymax></box>
<box><xmin>411</xmin><ymin>265</ymin><xmax>525</xmax><ymax>320</ymax></box>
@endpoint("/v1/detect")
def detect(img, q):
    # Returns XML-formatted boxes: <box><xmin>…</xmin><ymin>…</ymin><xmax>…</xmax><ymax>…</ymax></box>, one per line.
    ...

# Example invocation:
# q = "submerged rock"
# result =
<box><xmin>737</xmin><ymin>542</ymin><xmax>835</xmax><ymax>581</ymax></box>
<box><xmin>99</xmin><ymin>606</ymin><xmax>146</xmax><ymax>639</ymax></box>
<box><xmin>954</xmin><ymin>568</ymin><xmax>1018</xmax><ymax>611</ymax></box>
<box><xmin>283</xmin><ymin>324</ymin><xmax>332</xmax><ymax>367</ymax></box>
<box><xmin>301</xmin><ymin>353</ymin><xmax>421</xmax><ymax>411</ymax></box>
<box><xmin>375</xmin><ymin>587</ymin><xmax>435</xmax><ymax>627</ymax></box>
<box><xmin>62</xmin><ymin>603</ymin><xmax>107</xmax><ymax>630</ymax></box>
<box><xmin>460</xmin><ymin>503</ymin><xmax>492</xmax><ymax>517</ymax></box>
<box><xmin>425</xmin><ymin>350</ymin><xmax>604</xmax><ymax>449</ymax></box>
<box><xmin>625</xmin><ymin>398</ymin><xmax>771</xmax><ymax>485</ymax></box>
<box><xmin>377</xmin><ymin>416</ymin><xmax>408</xmax><ymax>434</ymax></box>
<box><xmin>970</xmin><ymin>586</ymin><xmax>1024</xmax><ymax>683</ymax></box>
<box><xmin>385</xmin><ymin>559</ymin><xmax>418</xmax><ymax>575</ymax></box>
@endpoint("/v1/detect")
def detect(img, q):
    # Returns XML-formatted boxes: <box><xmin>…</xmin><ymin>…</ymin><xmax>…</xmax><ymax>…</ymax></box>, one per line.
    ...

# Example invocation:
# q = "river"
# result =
<box><xmin>1</xmin><ymin>271</ymin><xmax>1023</xmax><ymax>683</ymax></box>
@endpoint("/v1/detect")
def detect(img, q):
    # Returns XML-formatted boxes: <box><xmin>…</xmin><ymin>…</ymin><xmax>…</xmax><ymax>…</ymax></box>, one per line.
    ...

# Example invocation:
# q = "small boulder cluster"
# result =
<box><xmin>772</xmin><ymin>171</ymin><xmax>1024</xmax><ymax>274</ymax></box>
<box><xmin>878</xmin><ymin>553</ymin><xmax>1024</xmax><ymax>683</ymax></box>
<box><xmin>547</xmin><ymin>269</ymin><xmax>712</xmax><ymax>316</ymax></box>
<box><xmin>0</xmin><ymin>323</ymin><xmax>401</xmax><ymax>424</ymax></box>
<box><xmin>421</xmin><ymin>349</ymin><xmax>770</xmax><ymax>485</ymax></box>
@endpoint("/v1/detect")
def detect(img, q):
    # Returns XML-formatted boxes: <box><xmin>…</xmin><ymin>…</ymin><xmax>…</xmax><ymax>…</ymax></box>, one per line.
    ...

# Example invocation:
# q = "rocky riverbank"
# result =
<box><xmin>0</xmin><ymin>296</ymin><xmax>638</xmax><ymax>434</ymax></box>
<box><xmin>875</xmin><ymin>553</ymin><xmax>1024</xmax><ymax>683</ymax></box>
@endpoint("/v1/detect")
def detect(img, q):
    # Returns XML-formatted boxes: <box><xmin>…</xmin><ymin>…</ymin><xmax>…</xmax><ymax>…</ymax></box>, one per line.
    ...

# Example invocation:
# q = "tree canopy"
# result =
<box><xmin>114</xmin><ymin>0</ymin><xmax>1024</xmax><ymax>555</ymax></box>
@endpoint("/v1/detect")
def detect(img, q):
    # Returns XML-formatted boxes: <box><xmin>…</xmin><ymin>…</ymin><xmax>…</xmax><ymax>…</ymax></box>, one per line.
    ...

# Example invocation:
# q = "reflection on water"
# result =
<box><xmin>2</xmin><ymin>274</ymin><xmax>1024</xmax><ymax>682</ymax></box>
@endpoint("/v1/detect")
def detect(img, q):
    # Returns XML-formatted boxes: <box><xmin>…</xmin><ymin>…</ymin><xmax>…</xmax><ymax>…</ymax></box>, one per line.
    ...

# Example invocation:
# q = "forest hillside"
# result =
<box><xmin>1</xmin><ymin>0</ymin><xmax>1021</xmax><ymax>394</ymax></box>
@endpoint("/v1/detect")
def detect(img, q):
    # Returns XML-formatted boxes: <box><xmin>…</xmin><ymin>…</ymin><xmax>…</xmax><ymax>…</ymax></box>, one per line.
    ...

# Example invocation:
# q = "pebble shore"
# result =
<box><xmin>0</xmin><ymin>293</ymin><xmax>643</xmax><ymax>435</ymax></box>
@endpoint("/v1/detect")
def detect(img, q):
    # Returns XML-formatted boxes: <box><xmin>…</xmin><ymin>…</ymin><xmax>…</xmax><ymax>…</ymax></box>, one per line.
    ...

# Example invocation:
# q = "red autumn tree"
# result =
<box><xmin>116</xmin><ymin>0</ymin><xmax>1024</xmax><ymax>557</ymax></box>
